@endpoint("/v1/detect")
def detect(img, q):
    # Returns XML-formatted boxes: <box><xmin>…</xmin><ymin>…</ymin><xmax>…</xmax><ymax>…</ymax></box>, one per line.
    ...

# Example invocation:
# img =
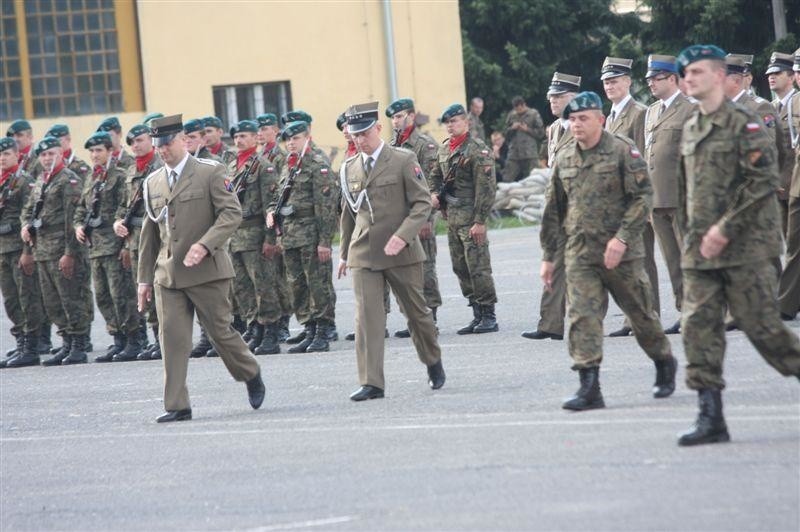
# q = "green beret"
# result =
<box><xmin>676</xmin><ymin>44</ymin><xmax>727</xmax><ymax>76</ymax></box>
<box><xmin>142</xmin><ymin>112</ymin><xmax>164</xmax><ymax>126</ymax></box>
<box><xmin>281</xmin><ymin>110</ymin><xmax>312</xmax><ymax>125</ymax></box>
<box><xmin>336</xmin><ymin>112</ymin><xmax>347</xmax><ymax>132</ymax></box>
<box><xmin>126</xmin><ymin>124</ymin><xmax>150</xmax><ymax>145</ymax></box>
<box><xmin>85</xmin><ymin>131</ymin><xmax>112</xmax><ymax>150</ymax></box>
<box><xmin>6</xmin><ymin>119</ymin><xmax>31</xmax><ymax>136</ymax></box>
<box><xmin>229</xmin><ymin>120</ymin><xmax>259</xmax><ymax>137</ymax></box>
<box><xmin>202</xmin><ymin>116</ymin><xmax>224</xmax><ymax>129</ymax></box>
<box><xmin>183</xmin><ymin>118</ymin><xmax>205</xmax><ymax>134</ymax></box>
<box><xmin>0</xmin><ymin>137</ymin><xmax>17</xmax><ymax>152</ymax></box>
<box><xmin>97</xmin><ymin>116</ymin><xmax>122</xmax><ymax>133</ymax></box>
<box><xmin>34</xmin><ymin>136</ymin><xmax>61</xmax><ymax>156</ymax></box>
<box><xmin>280</xmin><ymin>120</ymin><xmax>309</xmax><ymax>140</ymax></box>
<box><xmin>46</xmin><ymin>124</ymin><xmax>70</xmax><ymax>138</ymax></box>
<box><xmin>256</xmin><ymin>113</ymin><xmax>278</xmax><ymax>127</ymax></box>
<box><xmin>385</xmin><ymin>98</ymin><xmax>414</xmax><ymax>117</ymax></box>
<box><xmin>562</xmin><ymin>91</ymin><xmax>603</xmax><ymax>119</ymax></box>
<box><xmin>440</xmin><ymin>103</ymin><xmax>466</xmax><ymax>123</ymax></box>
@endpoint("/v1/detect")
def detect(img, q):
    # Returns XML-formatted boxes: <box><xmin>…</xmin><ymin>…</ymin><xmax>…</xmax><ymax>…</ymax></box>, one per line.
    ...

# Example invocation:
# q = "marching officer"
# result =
<box><xmin>767</xmin><ymin>52</ymin><xmax>797</xmax><ymax>235</ymax></box>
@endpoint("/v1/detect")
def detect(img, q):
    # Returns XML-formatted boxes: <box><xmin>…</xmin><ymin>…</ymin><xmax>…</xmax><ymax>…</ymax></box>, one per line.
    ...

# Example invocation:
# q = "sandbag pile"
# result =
<box><xmin>493</xmin><ymin>169</ymin><xmax>551</xmax><ymax>223</ymax></box>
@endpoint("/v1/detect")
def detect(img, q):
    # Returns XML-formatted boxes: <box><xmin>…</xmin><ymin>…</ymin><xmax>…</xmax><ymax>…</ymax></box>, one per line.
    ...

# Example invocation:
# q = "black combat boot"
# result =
<box><xmin>562</xmin><ymin>367</ymin><xmax>605</xmax><ymax>411</ymax></box>
<box><xmin>394</xmin><ymin>327</ymin><xmax>411</xmax><ymax>338</ymax></box>
<box><xmin>3</xmin><ymin>334</ymin><xmax>24</xmax><ymax>358</ymax></box>
<box><xmin>149</xmin><ymin>327</ymin><xmax>162</xmax><ymax>360</ymax></box>
<box><xmin>232</xmin><ymin>314</ymin><xmax>247</xmax><ymax>336</ymax></box>
<box><xmin>457</xmin><ymin>303</ymin><xmax>482</xmax><ymax>335</ymax></box>
<box><xmin>190</xmin><ymin>328</ymin><xmax>212</xmax><ymax>358</ymax></box>
<box><xmin>305</xmin><ymin>321</ymin><xmax>330</xmax><ymax>353</ymax></box>
<box><xmin>278</xmin><ymin>315</ymin><xmax>290</xmax><ymax>342</ymax></box>
<box><xmin>113</xmin><ymin>330</ymin><xmax>144</xmax><ymax>361</ymax></box>
<box><xmin>323</xmin><ymin>324</ymin><xmax>339</xmax><ymax>342</ymax></box>
<box><xmin>38</xmin><ymin>323</ymin><xmax>53</xmax><ymax>354</ymax></box>
<box><xmin>6</xmin><ymin>333</ymin><xmax>41</xmax><ymax>368</ymax></box>
<box><xmin>473</xmin><ymin>304</ymin><xmax>499</xmax><ymax>334</ymax></box>
<box><xmin>288</xmin><ymin>322</ymin><xmax>316</xmax><ymax>353</ymax></box>
<box><xmin>43</xmin><ymin>335</ymin><xmax>72</xmax><ymax>366</ymax></box>
<box><xmin>255</xmin><ymin>323</ymin><xmax>281</xmax><ymax>355</ymax></box>
<box><xmin>652</xmin><ymin>355</ymin><xmax>678</xmax><ymax>398</ymax></box>
<box><xmin>62</xmin><ymin>334</ymin><xmax>88</xmax><ymax>365</ymax></box>
<box><xmin>286</xmin><ymin>324</ymin><xmax>308</xmax><ymax>344</ymax></box>
<box><xmin>247</xmin><ymin>323</ymin><xmax>265</xmax><ymax>353</ymax></box>
<box><xmin>678</xmin><ymin>389</ymin><xmax>730</xmax><ymax>446</ymax></box>
<box><xmin>242</xmin><ymin>321</ymin><xmax>255</xmax><ymax>343</ymax></box>
<box><xmin>95</xmin><ymin>333</ymin><xmax>126</xmax><ymax>363</ymax></box>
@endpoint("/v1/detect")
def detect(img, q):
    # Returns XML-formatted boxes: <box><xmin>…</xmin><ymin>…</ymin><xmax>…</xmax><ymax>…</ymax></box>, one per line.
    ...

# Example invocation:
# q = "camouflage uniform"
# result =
<box><xmin>541</xmin><ymin>131</ymin><xmax>673</xmax><ymax>369</ymax></box>
<box><xmin>20</xmin><ymin>166</ymin><xmax>91</xmax><ymax>338</ymax></box>
<box><xmin>208</xmin><ymin>142</ymin><xmax>237</xmax><ymax>166</ymax></box>
<box><xmin>678</xmin><ymin>99</ymin><xmax>800</xmax><ymax>389</ymax></box>
<box><xmin>192</xmin><ymin>146</ymin><xmax>221</xmax><ymax>162</ymax></box>
<box><xmin>503</xmin><ymin>107</ymin><xmax>545</xmax><ymax>181</ymax></box>
<box><xmin>468</xmin><ymin>112</ymin><xmax>486</xmax><ymax>143</ymax></box>
<box><xmin>262</xmin><ymin>143</ymin><xmax>293</xmax><ymax>318</ymax></box>
<box><xmin>112</xmin><ymin>148</ymin><xmax>135</xmax><ymax>171</ymax></box>
<box><xmin>64</xmin><ymin>151</ymin><xmax>95</xmax><ymax>330</ymax></box>
<box><xmin>74</xmin><ymin>165</ymin><xmax>138</xmax><ymax>337</ymax></box>
<box><xmin>428</xmin><ymin>134</ymin><xmax>498</xmax><ymax>307</ymax></box>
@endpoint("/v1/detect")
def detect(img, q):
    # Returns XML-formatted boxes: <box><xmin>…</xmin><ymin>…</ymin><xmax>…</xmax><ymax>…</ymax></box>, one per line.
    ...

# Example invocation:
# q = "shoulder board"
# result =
<box><xmin>195</xmin><ymin>157</ymin><xmax>220</xmax><ymax>167</ymax></box>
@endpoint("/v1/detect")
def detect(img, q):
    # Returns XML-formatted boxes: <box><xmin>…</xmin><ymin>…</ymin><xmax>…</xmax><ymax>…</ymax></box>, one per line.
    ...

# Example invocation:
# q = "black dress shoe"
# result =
<box><xmin>349</xmin><ymin>385</ymin><xmax>384</xmax><ymax>401</ymax></box>
<box><xmin>521</xmin><ymin>329</ymin><xmax>563</xmax><ymax>340</ymax></box>
<box><xmin>156</xmin><ymin>409</ymin><xmax>192</xmax><ymax>423</ymax></box>
<box><xmin>246</xmin><ymin>371</ymin><xmax>265</xmax><ymax>410</ymax></box>
<box><xmin>608</xmin><ymin>326</ymin><xmax>632</xmax><ymax>337</ymax></box>
<box><xmin>394</xmin><ymin>328</ymin><xmax>411</xmax><ymax>338</ymax></box>
<box><xmin>781</xmin><ymin>312</ymin><xmax>796</xmax><ymax>321</ymax></box>
<box><xmin>345</xmin><ymin>331</ymin><xmax>356</xmax><ymax>341</ymax></box>
<box><xmin>725</xmin><ymin>321</ymin><xmax>739</xmax><ymax>331</ymax></box>
<box><xmin>663</xmin><ymin>320</ymin><xmax>681</xmax><ymax>335</ymax></box>
<box><xmin>427</xmin><ymin>360</ymin><xmax>446</xmax><ymax>390</ymax></box>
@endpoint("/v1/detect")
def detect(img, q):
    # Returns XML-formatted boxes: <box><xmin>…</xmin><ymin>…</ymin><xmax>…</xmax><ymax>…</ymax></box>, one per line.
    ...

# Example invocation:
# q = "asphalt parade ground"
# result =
<box><xmin>1</xmin><ymin>226</ymin><xmax>798</xmax><ymax>531</ymax></box>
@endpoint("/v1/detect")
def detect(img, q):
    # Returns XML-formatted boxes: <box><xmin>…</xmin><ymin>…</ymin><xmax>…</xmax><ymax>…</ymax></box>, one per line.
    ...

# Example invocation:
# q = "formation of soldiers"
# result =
<box><xmin>1</xmin><ymin>43</ymin><xmax>799</xmax><ymax>446</ymax></box>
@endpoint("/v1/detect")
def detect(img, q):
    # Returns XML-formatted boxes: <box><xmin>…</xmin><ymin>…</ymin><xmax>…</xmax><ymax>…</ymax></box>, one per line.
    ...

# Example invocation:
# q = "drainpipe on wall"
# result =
<box><xmin>382</xmin><ymin>0</ymin><xmax>398</xmax><ymax>102</ymax></box>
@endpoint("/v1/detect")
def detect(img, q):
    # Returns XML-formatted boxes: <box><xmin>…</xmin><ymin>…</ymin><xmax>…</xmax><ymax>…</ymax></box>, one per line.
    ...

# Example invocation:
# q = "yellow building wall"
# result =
<box><xmin>7</xmin><ymin>0</ymin><xmax>465</xmax><ymax>167</ymax></box>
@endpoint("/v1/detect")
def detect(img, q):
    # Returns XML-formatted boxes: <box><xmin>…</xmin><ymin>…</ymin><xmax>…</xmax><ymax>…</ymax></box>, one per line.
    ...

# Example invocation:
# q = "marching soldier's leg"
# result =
<box><xmin>154</xmin><ymin>284</ymin><xmax>194</xmax><ymax>412</ymax></box>
<box><xmin>778</xmin><ymin>196</ymin><xmax>800</xmax><ymax>318</ymax></box>
<box><xmin>610</xmin><ymin>222</ymin><xmax>661</xmax><ymax>337</ymax></box>
<box><xmin>652</xmin><ymin>208</ymin><xmax>684</xmax><ymax>319</ymax></box>
<box><xmin>461</xmin><ymin>224</ymin><xmax>498</xmax><ymax>333</ymax></box>
<box><xmin>385</xmin><ymin>263</ymin><xmax>441</xmax><ymax>367</ymax></box>
<box><xmin>681</xmin><ymin>269</ymin><xmax>727</xmax><ymax>391</ymax></box>
<box><xmin>351</xmin><ymin>267</ymin><xmax>388</xmax><ymax>390</ymax></box>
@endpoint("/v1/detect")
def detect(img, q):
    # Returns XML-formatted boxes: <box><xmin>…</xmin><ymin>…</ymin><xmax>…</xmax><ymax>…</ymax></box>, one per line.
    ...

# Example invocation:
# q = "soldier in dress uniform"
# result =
<box><xmin>601</xmin><ymin>56</ymin><xmax>661</xmax><ymax>338</ymax></box>
<box><xmin>644</xmin><ymin>54</ymin><xmax>696</xmax><ymax>335</ymax></box>
<box><xmin>21</xmin><ymin>137</ymin><xmax>91</xmax><ymax>366</ymax></box>
<box><xmin>0</xmin><ymin>137</ymin><xmax>44</xmax><ymax>368</ymax></box>
<box><xmin>96</xmin><ymin>116</ymin><xmax>135</xmax><ymax>170</ymax></box>
<box><xmin>540</xmin><ymin>91</ymin><xmax>677</xmax><ymax>411</ymax></box>
<box><xmin>183</xmin><ymin>118</ymin><xmax>221</xmax><ymax>162</ymax></box>
<box><xmin>522</xmin><ymin>72</ymin><xmax>580</xmax><ymax>342</ymax></box>
<box><xmin>767</xmin><ymin>52</ymin><xmax>797</xmax><ymax>236</ymax></box>
<box><xmin>428</xmin><ymin>104</ymin><xmax>499</xmax><ymax>334</ymax></box>
<box><xmin>202</xmin><ymin>116</ymin><xmax>237</xmax><ymax>166</ymax></box>
<box><xmin>674</xmin><ymin>45</ymin><xmax>800</xmax><ymax>446</ymax></box>
<box><xmin>503</xmin><ymin>96</ymin><xmax>545</xmax><ymax>182</ymax></box>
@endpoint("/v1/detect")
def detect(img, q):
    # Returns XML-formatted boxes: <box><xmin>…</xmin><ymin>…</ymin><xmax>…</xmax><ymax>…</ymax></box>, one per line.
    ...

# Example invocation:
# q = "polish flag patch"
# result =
<box><xmin>321</xmin><ymin>168</ymin><xmax>329</xmax><ymax>175</ymax></box>
<box><xmin>745</xmin><ymin>122</ymin><xmax>761</xmax><ymax>132</ymax></box>
<box><xmin>630</xmin><ymin>148</ymin><xmax>641</xmax><ymax>158</ymax></box>
<box><xmin>414</xmin><ymin>166</ymin><xmax>424</xmax><ymax>179</ymax></box>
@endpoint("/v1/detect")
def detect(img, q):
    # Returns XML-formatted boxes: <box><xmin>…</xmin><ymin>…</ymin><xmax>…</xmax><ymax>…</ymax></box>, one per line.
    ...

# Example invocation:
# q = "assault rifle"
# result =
<box><xmin>391</xmin><ymin>128</ymin><xmax>403</xmax><ymax>147</ymax></box>
<box><xmin>121</xmin><ymin>162</ymin><xmax>154</xmax><ymax>233</ymax></box>
<box><xmin>272</xmin><ymin>137</ymin><xmax>310</xmax><ymax>236</ymax></box>
<box><xmin>231</xmin><ymin>153</ymin><xmax>260</xmax><ymax>204</ymax></box>
<box><xmin>27</xmin><ymin>159</ymin><xmax>56</xmax><ymax>248</ymax></box>
<box><xmin>437</xmin><ymin>151</ymin><xmax>464</xmax><ymax>217</ymax></box>
<box><xmin>0</xmin><ymin>176</ymin><xmax>16</xmax><ymax>219</ymax></box>
<box><xmin>83</xmin><ymin>156</ymin><xmax>115</xmax><ymax>248</ymax></box>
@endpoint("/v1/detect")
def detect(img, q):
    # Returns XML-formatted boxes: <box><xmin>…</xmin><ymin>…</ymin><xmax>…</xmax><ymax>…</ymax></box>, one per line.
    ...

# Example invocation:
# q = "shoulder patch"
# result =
<box><xmin>763</xmin><ymin>115</ymin><xmax>776</xmax><ymax>128</ymax></box>
<box><xmin>427</xmin><ymin>143</ymin><xmax>436</xmax><ymax>149</ymax></box>
<box><xmin>223</xmin><ymin>178</ymin><xmax>233</xmax><ymax>192</ymax></box>
<box><xmin>320</xmin><ymin>168</ymin><xmax>329</xmax><ymax>175</ymax></box>
<box><xmin>414</xmin><ymin>166</ymin><xmax>424</xmax><ymax>180</ymax></box>
<box><xmin>745</xmin><ymin>122</ymin><xmax>761</xmax><ymax>133</ymax></box>
<box><xmin>630</xmin><ymin>147</ymin><xmax>641</xmax><ymax>158</ymax></box>
<box><xmin>481</xmin><ymin>149</ymin><xmax>490</xmax><ymax>156</ymax></box>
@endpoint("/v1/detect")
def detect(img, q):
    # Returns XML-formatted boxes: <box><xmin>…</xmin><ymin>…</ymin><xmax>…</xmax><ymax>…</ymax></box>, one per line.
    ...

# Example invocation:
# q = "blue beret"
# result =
<box><xmin>0</xmin><ymin>137</ymin><xmax>17</xmax><ymax>152</ymax></box>
<box><xmin>229</xmin><ymin>120</ymin><xmax>259</xmax><ymax>138</ymax></box>
<box><xmin>6</xmin><ymin>119</ymin><xmax>31</xmax><ymax>136</ymax></box>
<box><xmin>97</xmin><ymin>116</ymin><xmax>122</xmax><ymax>132</ymax></box>
<box><xmin>440</xmin><ymin>103</ymin><xmax>466</xmax><ymax>122</ymax></box>
<box><xmin>126</xmin><ymin>124</ymin><xmax>150</xmax><ymax>145</ymax></box>
<box><xmin>562</xmin><ymin>91</ymin><xmax>603</xmax><ymax>119</ymax></box>
<box><xmin>142</xmin><ymin>112</ymin><xmax>164</xmax><ymax>126</ymax></box>
<box><xmin>46</xmin><ymin>124</ymin><xmax>70</xmax><ymax>138</ymax></box>
<box><xmin>385</xmin><ymin>98</ymin><xmax>415</xmax><ymax>117</ymax></box>
<box><xmin>256</xmin><ymin>113</ymin><xmax>278</xmax><ymax>127</ymax></box>
<box><xmin>34</xmin><ymin>136</ymin><xmax>62</xmax><ymax>156</ymax></box>
<box><xmin>676</xmin><ymin>45</ymin><xmax>727</xmax><ymax>76</ymax></box>
<box><xmin>281</xmin><ymin>110</ymin><xmax>312</xmax><ymax>126</ymax></box>
<box><xmin>202</xmin><ymin>116</ymin><xmax>224</xmax><ymax>129</ymax></box>
<box><xmin>85</xmin><ymin>131</ymin><xmax>113</xmax><ymax>150</ymax></box>
<box><xmin>183</xmin><ymin>118</ymin><xmax>205</xmax><ymax>134</ymax></box>
<box><xmin>280</xmin><ymin>120</ymin><xmax>309</xmax><ymax>140</ymax></box>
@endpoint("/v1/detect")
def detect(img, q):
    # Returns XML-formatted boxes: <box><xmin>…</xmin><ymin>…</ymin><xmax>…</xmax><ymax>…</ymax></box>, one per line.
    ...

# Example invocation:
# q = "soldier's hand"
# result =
<box><xmin>183</xmin><ymin>243</ymin><xmax>209</xmax><ymax>267</ymax></box>
<box><xmin>58</xmin><ymin>254</ymin><xmax>75</xmax><ymax>279</ymax></box>
<box><xmin>700</xmin><ymin>224</ymin><xmax>729</xmax><ymax>259</ymax></box>
<box><xmin>75</xmin><ymin>226</ymin><xmax>86</xmax><ymax>244</ymax></box>
<box><xmin>384</xmin><ymin>235</ymin><xmax>407</xmax><ymax>256</ymax></box>
<box><xmin>337</xmin><ymin>259</ymin><xmax>348</xmax><ymax>279</ymax></box>
<box><xmin>138</xmin><ymin>283</ymin><xmax>153</xmax><ymax>313</ymax></box>
<box><xmin>113</xmin><ymin>219</ymin><xmax>129</xmax><ymax>238</ymax></box>
<box><xmin>119</xmin><ymin>248</ymin><xmax>131</xmax><ymax>270</ymax></box>
<box><xmin>262</xmin><ymin>242</ymin><xmax>281</xmax><ymax>259</ymax></box>
<box><xmin>266</xmin><ymin>211</ymin><xmax>275</xmax><ymax>229</ymax></box>
<box><xmin>21</xmin><ymin>226</ymin><xmax>31</xmax><ymax>243</ymax></box>
<box><xmin>431</xmin><ymin>194</ymin><xmax>440</xmax><ymax>209</ymax></box>
<box><xmin>604</xmin><ymin>238</ymin><xmax>627</xmax><ymax>270</ymax></box>
<box><xmin>317</xmin><ymin>246</ymin><xmax>332</xmax><ymax>262</ymax></box>
<box><xmin>540</xmin><ymin>261</ymin><xmax>555</xmax><ymax>291</ymax></box>
<box><xmin>18</xmin><ymin>252</ymin><xmax>34</xmax><ymax>276</ymax></box>
<box><xmin>419</xmin><ymin>221</ymin><xmax>433</xmax><ymax>240</ymax></box>
<box><xmin>469</xmin><ymin>223</ymin><xmax>487</xmax><ymax>245</ymax></box>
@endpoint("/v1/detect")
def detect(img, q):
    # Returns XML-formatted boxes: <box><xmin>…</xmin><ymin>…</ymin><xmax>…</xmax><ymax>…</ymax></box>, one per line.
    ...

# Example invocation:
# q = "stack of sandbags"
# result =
<box><xmin>493</xmin><ymin>169</ymin><xmax>551</xmax><ymax>223</ymax></box>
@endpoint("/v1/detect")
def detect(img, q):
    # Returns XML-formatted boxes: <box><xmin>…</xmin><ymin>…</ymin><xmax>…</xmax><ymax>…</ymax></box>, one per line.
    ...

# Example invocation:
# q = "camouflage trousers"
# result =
<box><xmin>503</xmin><ymin>157</ymin><xmax>535</xmax><ymax>183</ymax></box>
<box><xmin>131</xmin><ymin>248</ymin><xmax>158</xmax><ymax>328</ymax></box>
<box><xmin>275</xmin><ymin>254</ymin><xmax>293</xmax><ymax>316</ymax></box>
<box><xmin>447</xmin><ymin>223</ymin><xmax>497</xmax><ymax>305</ymax></box>
<box><xmin>37</xmin><ymin>256</ymin><xmax>91</xmax><ymax>336</ymax></box>
<box><xmin>682</xmin><ymin>262</ymin><xmax>800</xmax><ymax>390</ymax></box>
<box><xmin>420</xmin><ymin>232</ymin><xmax>442</xmax><ymax>308</ymax></box>
<box><xmin>284</xmin><ymin>245</ymin><xmax>335</xmax><ymax>325</ymax></box>
<box><xmin>565</xmin><ymin>259</ymin><xmax>672</xmax><ymax>369</ymax></box>
<box><xmin>231</xmin><ymin>249</ymin><xmax>282</xmax><ymax>326</ymax></box>
<box><xmin>91</xmin><ymin>254</ymin><xmax>139</xmax><ymax>335</ymax></box>
<box><xmin>0</xmin><ymin>249</ymin><xmax>44</xmax><ymax>335</ymax></box>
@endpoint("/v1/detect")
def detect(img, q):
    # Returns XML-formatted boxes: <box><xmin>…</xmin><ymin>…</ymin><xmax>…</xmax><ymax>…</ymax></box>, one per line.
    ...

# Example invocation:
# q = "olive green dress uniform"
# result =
<box><xmin>0</xmin><ymin>167</ymin><xmax>43</xmax><ymax>341</ymax></box>
<box><xmin>503</xmin><ymin>107</ymin><xmax>545</xmax><ymax>181</ymax></box>
<box><xmin>541</xmin><ymin>130</ymin><xmax>673</xmax><ymax>369</ymax></box>
<box><xmin>678</xmin><ymin>98</ymin><xmax>800</xmax><ymax>390</ymax></box>
<box><xmin>340</xmin><ymin>143</ymin><xmax>441</xmax><ymax>390</ymax></box>
<box><xmin>428</xmin><ymin>134</ymin><xmax>499</xmax><ymax>310</ymax></box>
<box><xmin>768</xmin><ymin>53</ymin><xmax>798</xmax><ymax>236</ymax></box>
<box><xmin>778</xmin><ymin>56</ymin><xmax>800</xmax><ymax>317</ymax></box>
<box><xmin>645</xmin><ymin>91</ymin><xmax>695</xmax><ymax>312</ymax></box>
<box><xmin>137</xmin><ymin>154</ymin><xmax>260</xmax><ymax>412</ymax></box>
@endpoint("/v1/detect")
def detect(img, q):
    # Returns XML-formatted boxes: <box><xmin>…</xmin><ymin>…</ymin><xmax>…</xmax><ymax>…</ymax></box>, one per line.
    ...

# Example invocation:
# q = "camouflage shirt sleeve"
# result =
<box><xmin>64</xmin><ymin>174</ymin><xmax>83</xmax><ymax>257</ymax></box>
<box><xmin>428</xmin><ymin>145</ymin><xmax>445</xmax><ymax>193</ymax></box>
<box><xmin>540</xmin><ymin>162</ymin><xmax>566</xmax><ymax>262</ymax></box>
<box><xmin>615</xmin><ymin>143</ymin><xmax>651</xmax><ymax>245</ymax></box>
<box><xmin>471</xmin><ymin>145</ymin><xmax>496</xmax><ymax>224</ymax></box>
<box><xmin>312</xmin><ymin>161</ymin><xmax>337</xmax><ymax>248</ymax></box>
<box><xmin>259</xmin><ymin>160</ymin><xmax>280</xmax><ymax>245</ymax></box>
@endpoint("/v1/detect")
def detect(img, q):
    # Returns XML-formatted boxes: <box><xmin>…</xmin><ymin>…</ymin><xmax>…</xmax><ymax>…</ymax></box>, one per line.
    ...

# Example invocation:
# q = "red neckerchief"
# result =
<box><xmin>287</xmin><ymin>152</ymin><xmax>299</xmax><ymax>170</ymax></box>
<box><xmin>63</xmin><ymin>148</ymin><xmax>72</xmax><ymax>162</ymax></box>
<box><xmin>1</xmin><ymin>165</ymin><xmax>19</xmax><ymax>185</ymax></box>
<box><xmin>136</xmin><ymin>149</ymin><xmax>155</xmax><ymax>173</ymax></box>
<box><xmin>449</xmin><ymin>132</ymin><xmax>468</xmax><ymax>152</ymax></box>
<box><xmin>43</xmin><ymin>162</ymin><xmax>65</xmax><ymax>184</ymax></box>
<box><xmin>397</xmin><ymin>125</ymin><xmax>415</xmax><ymax>146</ymax></box>
<box><xmin>208</xmin><ymin>142</ymin><xmax>223</xmax><ymax>155</ymax></box>
<box><xmin>237</xmin><ymin>146</ymin><xmax>257</xmax><ymax>170</ymax></box>
<box><xmin>92</xmin><ymin>165</ymin><xmax>106</xmax><ymax>179</ymax></box>
<box><xmin>18</xmin><ymin>145</ymin><xmax>31</xmax><ymax>164</ymax></box>
<box><xmin>261</xmin><ymin>141</ymin><xmax>276</xmax><ymax>157</ymax></box>
<box><xmin>112</xmin><ymin>148</ymin><xmax>122</xmax><ymax>160</ymax></box>
<box><xmin>345</xmin><ymin>141</ymin><xmax>357</xmax><ymax>158</ymax></box>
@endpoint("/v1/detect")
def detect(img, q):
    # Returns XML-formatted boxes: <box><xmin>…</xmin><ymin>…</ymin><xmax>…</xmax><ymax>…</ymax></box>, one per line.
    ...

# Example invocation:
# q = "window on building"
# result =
<box><xmin>212</xmin><ymin>81</ymin><xmax>293</xmax><ymax>130</ymax></box>
<box><xmin>1</xmin><ymin>0</ymin><xmax>143</xmax><ymax>120</ymax></box>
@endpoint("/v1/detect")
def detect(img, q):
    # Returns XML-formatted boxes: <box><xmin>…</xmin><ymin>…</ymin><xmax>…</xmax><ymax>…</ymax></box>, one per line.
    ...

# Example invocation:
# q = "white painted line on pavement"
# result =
<box><xmin>245</xmin><ymin>515</ymin><xmax>357</xmax><ymax>531</ymax></box>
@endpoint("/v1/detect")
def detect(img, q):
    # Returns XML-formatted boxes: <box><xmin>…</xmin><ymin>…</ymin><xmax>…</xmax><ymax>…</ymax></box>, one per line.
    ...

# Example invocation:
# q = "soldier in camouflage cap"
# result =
<box><xmin>540</xmin><ymin>91</ymin><xmax>676</xmax><ymax>412</ymax></box>
<box><xmin>675</xmin><ymin>44</ymin><xmax>800</xmax><ymax>446</ymax></box>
